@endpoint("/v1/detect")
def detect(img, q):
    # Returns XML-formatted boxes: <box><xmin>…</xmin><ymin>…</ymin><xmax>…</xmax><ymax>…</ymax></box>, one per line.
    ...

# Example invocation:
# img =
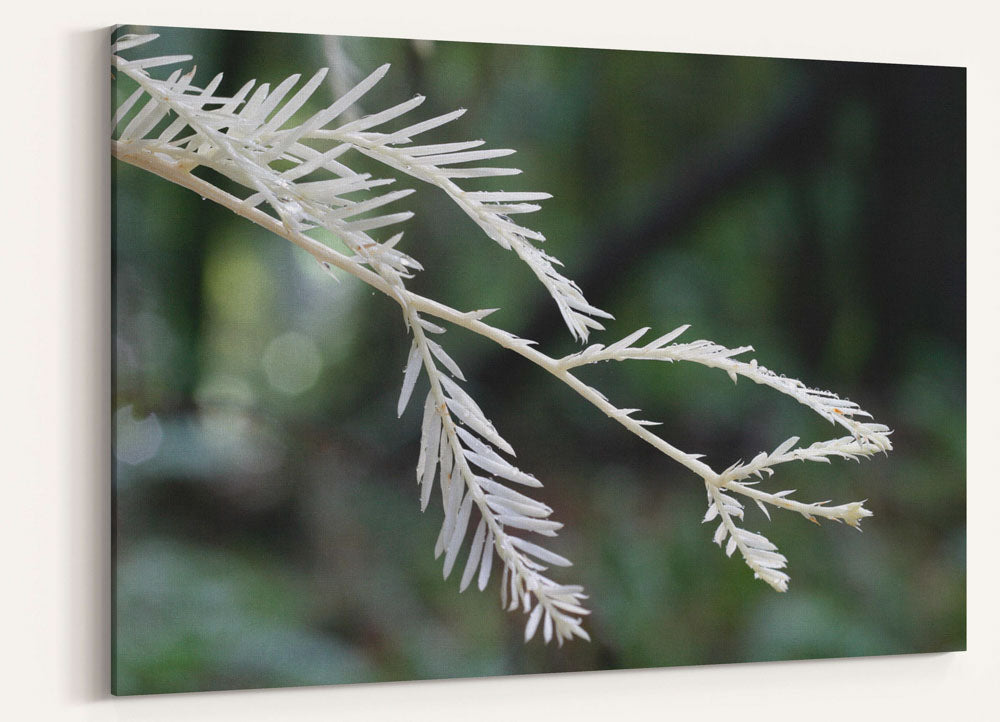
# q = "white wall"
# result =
<box><xmin>2</xmin><ymin>1</ymin><xmax>996</xmax><ymax>719</ymax></box>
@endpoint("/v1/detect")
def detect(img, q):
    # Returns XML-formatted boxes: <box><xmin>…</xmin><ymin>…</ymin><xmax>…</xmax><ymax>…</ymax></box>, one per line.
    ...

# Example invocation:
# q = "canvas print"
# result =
<box><xmin>111</xmin><ymin>24</ymin><xmax>966</xmax><ymax>694</ymax></box>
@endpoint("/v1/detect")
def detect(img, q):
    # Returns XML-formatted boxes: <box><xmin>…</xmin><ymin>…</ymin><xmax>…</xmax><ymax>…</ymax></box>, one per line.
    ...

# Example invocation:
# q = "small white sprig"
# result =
<box><xmin>699</xmin><ymin>432</ymin><xmax>881</xmax><ymax>592</ymax></box>
<box><xmin>704</xmin><ymin>485</ymin><xmax>791</xmax><ymax>591</ymax></box>
<box><xmin>400</xmin><ymin>311</ymin><xmax>590</xmax><ymax>644</ymax></box>
<box><xmin>559</xmin><ymin>325</ymin><xmax>893</xmax><ymax>448</ymax></box>
<box><xmin>112</xmin><ymin>33</ymin><xmax>893</xmax><ymax>642</ymax></box>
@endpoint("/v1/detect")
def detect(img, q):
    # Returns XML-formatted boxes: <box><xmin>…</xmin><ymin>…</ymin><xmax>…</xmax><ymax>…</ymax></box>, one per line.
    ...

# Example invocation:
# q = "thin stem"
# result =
<box><xmin>726</xmin><ymin>480</ymin><xmax>871</xmax><ymax>526</ymax></box>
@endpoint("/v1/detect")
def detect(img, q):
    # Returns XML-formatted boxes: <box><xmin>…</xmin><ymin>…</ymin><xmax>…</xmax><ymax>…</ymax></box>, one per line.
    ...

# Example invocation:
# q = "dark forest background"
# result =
<box><xmin>112</xmin><ymin>25</ymin><xmax>965</xmax><ymax>694</ymax></box>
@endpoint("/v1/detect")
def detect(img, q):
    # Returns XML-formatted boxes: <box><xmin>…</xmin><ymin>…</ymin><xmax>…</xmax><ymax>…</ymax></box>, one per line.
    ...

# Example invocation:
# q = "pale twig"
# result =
<box><xmin>112</xmin><ymin>33</ymin><xmax>893</xmax><ymax>638</ymax></box>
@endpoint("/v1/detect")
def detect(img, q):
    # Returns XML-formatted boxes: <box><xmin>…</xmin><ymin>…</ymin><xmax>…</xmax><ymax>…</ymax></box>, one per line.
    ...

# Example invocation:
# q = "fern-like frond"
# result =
<box><xmin>704</xmin><ymin>485</ymin><xmax>790</xmax><ymax>591</ymax></box>
<box><xmin>112</xmin><ymin>33</ymin><xmax>608</xmax><ymax>342</ymax></box>
<box><xmin>556</xmin><ymin>327</ymin><xmax>888</xmax><ymax>589</ymax></box>
<box><xmin>398</xmin><ymin>312</ymin><xmax>590</xmax><ymax>644</ymax></box>
<box><xmin>314</xmin><ymin>128</ymin><xmax>615</xmax><ymax>341</ymax></box>
<box><xmin>113</xmin><ymin>43</ymin><xmax>418</xmax><ymax>280</ymax></box>
<box><xmin>722</xmin><ymin>434</ymin><xmax>890</xmax><ymax>485</ymax></box>
<box><xmin>560</xmin><ymin>325</ymin><xmax>893</xmax><ymax>449</ymax></box>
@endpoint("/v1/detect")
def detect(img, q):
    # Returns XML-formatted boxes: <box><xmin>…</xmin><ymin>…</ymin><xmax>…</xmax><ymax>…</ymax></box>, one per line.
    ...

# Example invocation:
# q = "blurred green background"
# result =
<box><xmin>111</xmin><ymin>25</ymin><xmax>965</xmax><ymax>694</ymax></box>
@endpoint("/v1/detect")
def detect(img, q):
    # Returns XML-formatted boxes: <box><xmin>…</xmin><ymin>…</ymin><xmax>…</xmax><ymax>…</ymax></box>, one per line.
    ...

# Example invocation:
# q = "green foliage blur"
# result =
<box><xmin>112</xmin><ymin>25</ymin><xmax>965</xmax><ymax>694</ymax></box>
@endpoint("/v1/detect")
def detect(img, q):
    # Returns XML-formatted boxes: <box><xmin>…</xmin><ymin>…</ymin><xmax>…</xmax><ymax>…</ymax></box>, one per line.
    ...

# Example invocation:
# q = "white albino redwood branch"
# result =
<box><xmin>112</xmin><ymin>34</ymin><xmax>893</xmax><ymax>640</ymax></box>
<box><xmin>115</xmin><ymin>139</ymin><xmax>884</xmax><ymax>588</ymax></box>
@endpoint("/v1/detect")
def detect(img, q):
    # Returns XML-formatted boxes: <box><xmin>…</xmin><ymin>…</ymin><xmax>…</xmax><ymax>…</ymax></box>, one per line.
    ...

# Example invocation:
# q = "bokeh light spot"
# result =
<box><xmin>262</xmin><ymin>331</ymin><xmax>322</xmax><ymax>396</ymax></box>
